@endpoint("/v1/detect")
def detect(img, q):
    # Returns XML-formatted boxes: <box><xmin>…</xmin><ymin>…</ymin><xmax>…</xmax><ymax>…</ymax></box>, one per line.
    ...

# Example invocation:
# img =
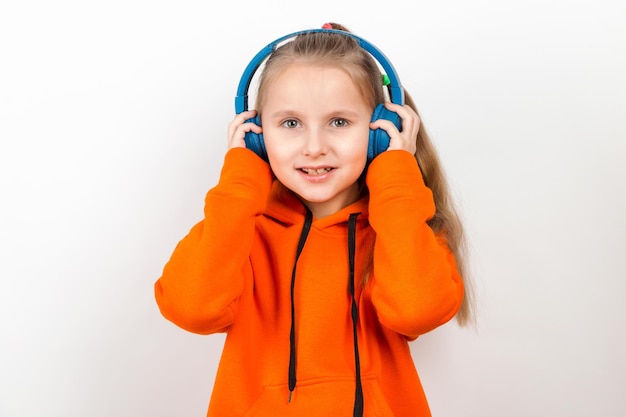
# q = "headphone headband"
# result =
<box><xmin>234</xmin><ymin>28</ymin><xmax>404</xmax><ymax>113</ymax></box>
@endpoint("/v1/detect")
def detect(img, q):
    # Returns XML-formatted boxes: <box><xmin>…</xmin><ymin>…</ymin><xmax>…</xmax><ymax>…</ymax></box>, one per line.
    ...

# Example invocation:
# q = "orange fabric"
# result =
<box><xmin>155</xmin><ymin>148</ymin><xmax>464</xmax><ymax>416</ymax></box>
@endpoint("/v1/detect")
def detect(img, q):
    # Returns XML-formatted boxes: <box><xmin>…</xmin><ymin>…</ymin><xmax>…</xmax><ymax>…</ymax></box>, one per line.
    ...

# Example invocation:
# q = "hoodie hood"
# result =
<box><xmin>264</xmin><ymin>181</ymin><xmax>370</xmax><ymax>229</ymax></box>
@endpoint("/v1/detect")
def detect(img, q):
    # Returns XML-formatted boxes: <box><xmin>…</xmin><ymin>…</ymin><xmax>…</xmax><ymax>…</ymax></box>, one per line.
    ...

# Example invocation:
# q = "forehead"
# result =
<box><xmin>262</xmin><ymin>62</ymin><xmax>371</xmax><ymax>108</ymax></box>
<box><xmin>272</xmin><ymin>62</ymin><xmax>351</xmax><ymax>83</ymax></box>
<box><xmin>271</xmin><ymin>65</ymin><xmax>366</xmax><ymax>105</ymax></box>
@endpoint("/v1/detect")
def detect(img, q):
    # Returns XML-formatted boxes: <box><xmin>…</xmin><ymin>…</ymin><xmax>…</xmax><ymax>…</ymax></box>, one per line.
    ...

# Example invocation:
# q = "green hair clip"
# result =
<box><xmin>382</xmin><ymin>74</ymin><xmax>390</xmax><ymax>86</ymax></box>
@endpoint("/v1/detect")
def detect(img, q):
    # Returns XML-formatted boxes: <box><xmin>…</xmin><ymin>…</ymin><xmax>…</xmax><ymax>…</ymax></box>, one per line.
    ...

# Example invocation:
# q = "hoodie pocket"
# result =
<box><xmin>243</xmin><ymin>375</ymin><xmax>395</xmax><ymax>417</ymax></box>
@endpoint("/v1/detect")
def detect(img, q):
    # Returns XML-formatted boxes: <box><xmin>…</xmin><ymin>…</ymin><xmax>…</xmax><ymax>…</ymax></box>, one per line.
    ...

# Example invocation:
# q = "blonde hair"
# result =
<box><xmin>255</xmin><ymin>23</ymin><xmax>474</xmax><ymax>327</ymax></box>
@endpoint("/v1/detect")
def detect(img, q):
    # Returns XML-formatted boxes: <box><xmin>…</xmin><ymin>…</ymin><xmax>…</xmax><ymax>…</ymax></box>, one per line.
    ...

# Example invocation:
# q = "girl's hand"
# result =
<box><xmin>370</xmin><ymin>103</ymin><xmax>420</xmax><ymax>155</ymax></box>
<box><xmin>227</xmin><ymin>110</ymin><xmax>263</xmax><ymax>151</ymax></box>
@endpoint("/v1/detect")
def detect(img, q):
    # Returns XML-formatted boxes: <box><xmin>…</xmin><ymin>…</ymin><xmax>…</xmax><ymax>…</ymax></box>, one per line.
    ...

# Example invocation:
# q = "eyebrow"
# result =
<box><xmin>266</xmin><ymin>109</ymin><xmax>362</xmax><ymax>119</ymax></box>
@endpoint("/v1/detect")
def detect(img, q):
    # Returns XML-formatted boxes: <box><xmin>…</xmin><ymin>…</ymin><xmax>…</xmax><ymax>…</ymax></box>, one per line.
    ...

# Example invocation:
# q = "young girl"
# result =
<box><xmin>155</xmin><ymin>22</ymin><xmax>474</xmax><ymax>417</ymax></box>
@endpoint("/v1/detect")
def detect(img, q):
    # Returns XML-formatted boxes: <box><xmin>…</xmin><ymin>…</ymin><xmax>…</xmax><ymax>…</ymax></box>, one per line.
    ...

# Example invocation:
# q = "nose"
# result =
<box><xmin>302</xmin><ymin>127</ymin><xmax>328</xmax><ymax>157</ymax></box>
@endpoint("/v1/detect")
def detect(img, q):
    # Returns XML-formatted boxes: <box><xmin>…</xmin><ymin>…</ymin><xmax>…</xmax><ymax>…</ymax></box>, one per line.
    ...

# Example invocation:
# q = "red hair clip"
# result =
<box><xmin>321</xmin><ymin>23</ymin><xmax>333</xmax><ymax>29</ymax></box>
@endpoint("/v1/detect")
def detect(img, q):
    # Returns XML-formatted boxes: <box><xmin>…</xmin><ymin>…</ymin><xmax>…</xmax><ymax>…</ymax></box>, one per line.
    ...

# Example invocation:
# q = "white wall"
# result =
<box><xmin>1</xmin><ymin>1</ymin><xmax>624</xmax><ymax>416</ymax></box>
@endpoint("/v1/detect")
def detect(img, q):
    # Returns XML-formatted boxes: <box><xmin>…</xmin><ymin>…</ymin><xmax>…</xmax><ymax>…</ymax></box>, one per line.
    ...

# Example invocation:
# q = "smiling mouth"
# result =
<box><xmin>300</xmin><ymin>168</ymin><xmax>333</xmax><ymax>175</ymax></box>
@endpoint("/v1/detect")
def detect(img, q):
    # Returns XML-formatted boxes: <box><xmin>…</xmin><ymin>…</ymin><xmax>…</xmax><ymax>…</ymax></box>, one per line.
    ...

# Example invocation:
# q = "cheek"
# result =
<box><xmin>341</xmin><ymin>133</ymin><xmax>370</xmax><ymax>163</ymax></box>
<box><xmin>265</xmin><ymin>141</ymin><xmax>291</xmax><ymax>166</ymax></box>
<box><xmin>263</xmin><ymin>129</ymin><xmax>286</xmax><ymax>154</ymax></box>
<box><xmin>264</xmin><ymin>137</ymin><xmax>293</xmax><ymax>177</ymax></box>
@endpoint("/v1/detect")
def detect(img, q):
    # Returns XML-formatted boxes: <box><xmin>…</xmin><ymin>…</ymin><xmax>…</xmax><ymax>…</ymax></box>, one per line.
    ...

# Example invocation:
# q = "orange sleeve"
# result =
<box><xmin>154</xmin><ymin>148</ymin><xmax>273</xmax><ymax>334</ymax></box>
<box><xmin>365</xmin><ymin>150</ymin><xmax>464</xmax><ymax>339</ymax></box>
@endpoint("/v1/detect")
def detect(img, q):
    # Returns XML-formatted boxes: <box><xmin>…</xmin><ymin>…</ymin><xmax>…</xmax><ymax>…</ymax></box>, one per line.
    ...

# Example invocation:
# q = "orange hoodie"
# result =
<box><xmin>155</xmin><ymin>148</ymin><xmax>464</xmax><ymax>417</ymax></box>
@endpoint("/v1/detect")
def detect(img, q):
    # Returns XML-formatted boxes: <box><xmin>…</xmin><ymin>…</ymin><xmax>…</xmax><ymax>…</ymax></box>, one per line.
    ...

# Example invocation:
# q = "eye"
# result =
<box><xmin>331</xmin><ymin>118</ymin><xmax>349</xmax><ymax>128</ymax></box>
<box><xmin>281</xmin><ymin>119</ymin><xmax>300</xmax><ymax>129</ymax></box>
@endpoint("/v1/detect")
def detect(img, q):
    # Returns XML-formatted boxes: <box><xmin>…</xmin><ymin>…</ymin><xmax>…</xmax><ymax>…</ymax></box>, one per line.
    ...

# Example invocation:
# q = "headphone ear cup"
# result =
<box><xmin>368</xmin><ymin>104</ymin><xmax>402</xmax><ymax>160</ymax></box>
<box><xmin>243</xmin><ymin>115</ymin><xmax>268</xmax><ymax>161</ymax></box>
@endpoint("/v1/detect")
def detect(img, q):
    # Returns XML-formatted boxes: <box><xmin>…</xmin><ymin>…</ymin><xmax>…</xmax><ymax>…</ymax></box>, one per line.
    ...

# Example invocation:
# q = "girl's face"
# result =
<box><xmin>262</xmin><ymin>62</ymin><xmax>371</xmax><ymax>218</ymax></box>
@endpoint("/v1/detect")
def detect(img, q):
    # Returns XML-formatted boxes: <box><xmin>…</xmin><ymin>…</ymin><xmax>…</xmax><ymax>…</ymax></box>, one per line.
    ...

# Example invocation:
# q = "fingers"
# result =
<box><xmin>370</xmin><ymin>103</ymin><xmax>420</xmax><ymax>155</ymax></box>
<box><xmin>227</xmin><ymin>110</ymin><xmax>263</xmax><ymax>150</ymax></box>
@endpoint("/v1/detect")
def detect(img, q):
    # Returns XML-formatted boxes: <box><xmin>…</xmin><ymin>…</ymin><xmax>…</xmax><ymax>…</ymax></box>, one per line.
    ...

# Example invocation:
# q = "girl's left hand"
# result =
<box><xmin>370</xmin><ymin>102</ymin><xmax>420</xmax><ymax>155</ymax></box>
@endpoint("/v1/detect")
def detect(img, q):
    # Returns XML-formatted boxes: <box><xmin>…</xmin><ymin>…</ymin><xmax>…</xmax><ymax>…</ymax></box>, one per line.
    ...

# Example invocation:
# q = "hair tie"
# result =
<box><xmin>321</xmin><ymin>23</ymin><xmax>333</xmax><ymax>29</ymax></box>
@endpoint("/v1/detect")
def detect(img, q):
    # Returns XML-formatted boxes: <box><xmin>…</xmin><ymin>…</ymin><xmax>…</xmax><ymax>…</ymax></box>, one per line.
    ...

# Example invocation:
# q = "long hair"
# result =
<box><xmin>254</xmin><ymin>23</ymin><xmax>474</xmax><ymax>327</ymax></box>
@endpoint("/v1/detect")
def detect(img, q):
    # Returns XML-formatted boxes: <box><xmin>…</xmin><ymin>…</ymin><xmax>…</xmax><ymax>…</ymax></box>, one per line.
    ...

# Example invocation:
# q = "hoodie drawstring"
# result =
<box><xmin>287</xmin><ymin>210</ymin><xmax>363</xmax><ymax>417</ymax></box>
<box><xmin>348</xmin><ymin>213</ymin><xmax>363</xmax><ymax>417</ymax></box>
<box><xmin>288</xmin><ymin>208</ymin><xmax>313</xmax><ymax>402</ymax></box>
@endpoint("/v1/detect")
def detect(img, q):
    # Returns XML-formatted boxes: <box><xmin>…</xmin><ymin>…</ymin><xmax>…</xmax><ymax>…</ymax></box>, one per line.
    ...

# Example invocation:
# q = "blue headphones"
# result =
<box><xmin>234</xmin><ymin>28</ymin><xmax>404</xmax><ymax>162</ymax></box>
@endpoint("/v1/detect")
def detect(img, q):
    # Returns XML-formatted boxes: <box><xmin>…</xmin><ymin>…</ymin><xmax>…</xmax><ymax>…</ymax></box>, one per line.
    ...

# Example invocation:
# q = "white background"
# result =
<box><xmin>1</xmin><ymin>0</ymin><xmax>625</xmax><ymax>416</ymax></box>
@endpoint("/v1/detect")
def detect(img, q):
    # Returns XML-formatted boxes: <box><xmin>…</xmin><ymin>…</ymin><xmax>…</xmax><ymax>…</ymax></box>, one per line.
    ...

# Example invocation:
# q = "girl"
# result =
<box><xmin>155</xmin><ymin>23</ymin><xmax>474</xmax><ymax>417</ymax></box>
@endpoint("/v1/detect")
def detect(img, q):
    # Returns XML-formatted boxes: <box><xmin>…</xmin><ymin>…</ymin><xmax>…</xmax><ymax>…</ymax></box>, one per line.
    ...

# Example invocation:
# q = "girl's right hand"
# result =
<box><xmin>227</xmin><ymin>110</ymin><xmax>263</xmax><ymax>151</ymax></box>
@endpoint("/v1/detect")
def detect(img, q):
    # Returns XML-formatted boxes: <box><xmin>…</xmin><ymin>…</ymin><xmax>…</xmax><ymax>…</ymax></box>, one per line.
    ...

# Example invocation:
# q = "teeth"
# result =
<box><xmin>302</xmin><ymin>168</ymin><xmax>331</xmax><ymax>175</ymax></box>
